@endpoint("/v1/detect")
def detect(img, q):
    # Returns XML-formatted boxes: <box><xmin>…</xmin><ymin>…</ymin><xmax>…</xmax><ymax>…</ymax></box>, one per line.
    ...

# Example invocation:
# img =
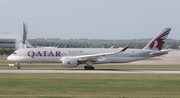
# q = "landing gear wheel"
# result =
<box><xmin>84</xmin><ymin>60</ymin><xmax>94</xmax><ymax>70</ymax></box>
<box><xmin>84</xmin><ymin>66</ymin><xmax>94</xmax><ymax>70</ymax></box>
<box><xmin>84</xmin><ymin>66</ymin><xmax>88</xmax><ymax>70</ymax></box>
<box><xmin>17</xmin><ymin>65</ymin><xmax>20</xmax><ymax>69</ymax></box>
<box><xmin>89</xmin><ymin>66</ymin><xmax>94</xmax><ymax>70</ymax></box>
<box><xmin>16</xmin><ymin>62</ymin><xmax>20</xmax><ymax>69</ymax></box>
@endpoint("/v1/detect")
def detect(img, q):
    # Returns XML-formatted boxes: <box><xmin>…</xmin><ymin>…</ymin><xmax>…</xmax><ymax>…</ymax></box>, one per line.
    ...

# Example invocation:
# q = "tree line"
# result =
<box><xmin>1</xmin><ymin>40</ymin><xmax>180</xmax><ymax>55</ymax></box>
<box><xmin>28</xmin><ymin>39</ymin><xmax>180</xmax><ymax>49</ymax></box>
<box><xmin>0</xmin><ymin>47</ymin><xmax>15</xmax><ymax>55</ymax></box>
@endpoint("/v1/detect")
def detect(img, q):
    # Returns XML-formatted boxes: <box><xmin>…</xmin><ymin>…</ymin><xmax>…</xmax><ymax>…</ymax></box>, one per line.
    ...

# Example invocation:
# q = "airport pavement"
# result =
<box><xmin>1</xmin><ymin>68</ymin><xmax>180</xmax><ymax>74</ymax></box>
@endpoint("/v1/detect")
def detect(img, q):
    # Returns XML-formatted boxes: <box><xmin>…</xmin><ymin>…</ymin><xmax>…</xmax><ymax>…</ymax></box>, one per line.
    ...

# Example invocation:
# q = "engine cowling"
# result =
<box><xmin>61</xmin><ymin>57</ymin><xmax>79</xmax><ymax>68</ymax></box>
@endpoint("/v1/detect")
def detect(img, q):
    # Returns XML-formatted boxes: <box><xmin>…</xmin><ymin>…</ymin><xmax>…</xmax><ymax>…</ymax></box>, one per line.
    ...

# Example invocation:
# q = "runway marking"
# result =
<box><xmin>1</xmin><ymin>68</ymin><xmax>180</xmax><ymax>74</ymax></box>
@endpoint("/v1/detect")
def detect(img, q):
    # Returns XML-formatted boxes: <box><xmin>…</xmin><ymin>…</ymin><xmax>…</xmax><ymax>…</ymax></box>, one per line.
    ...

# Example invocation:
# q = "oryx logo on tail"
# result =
<box><xmin>143</xmin><ymin>28</ymin><xmax>171</xmax><ymax>51</ymax></box>
<box><xmin>149</xmin><ymin>30</ymin><xmax>170</xmax><ymax>50</ymax></box>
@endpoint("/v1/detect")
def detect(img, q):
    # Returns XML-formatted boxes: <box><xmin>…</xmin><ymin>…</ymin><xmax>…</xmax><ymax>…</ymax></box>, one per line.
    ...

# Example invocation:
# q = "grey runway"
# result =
<box><xmin>1</xmin><ymin>68</ymin><xmax>180</xmax><ymax>74</ymax></box>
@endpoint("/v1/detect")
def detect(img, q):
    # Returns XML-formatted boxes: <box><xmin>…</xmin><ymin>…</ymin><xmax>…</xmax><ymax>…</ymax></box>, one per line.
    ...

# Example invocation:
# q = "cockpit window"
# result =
<box><xmin>12</xmin><ymin>52</ymin><xmax>17</xmax><ymax>55</ymax></box>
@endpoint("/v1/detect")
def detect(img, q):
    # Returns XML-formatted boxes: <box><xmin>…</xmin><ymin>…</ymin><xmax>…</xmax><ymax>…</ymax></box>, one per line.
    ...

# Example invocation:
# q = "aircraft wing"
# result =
<box><xmin>77</xmin><ymin>46</ymin><xmax>129</xmax><ymax>61</ymax></box>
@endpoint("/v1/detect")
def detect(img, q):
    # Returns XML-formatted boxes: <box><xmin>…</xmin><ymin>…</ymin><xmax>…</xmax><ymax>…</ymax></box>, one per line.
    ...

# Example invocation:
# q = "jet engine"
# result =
<box><xmin>61</xmin><ymin>57</ymin><xmax>79</xmax><ymax>68</ymax></box>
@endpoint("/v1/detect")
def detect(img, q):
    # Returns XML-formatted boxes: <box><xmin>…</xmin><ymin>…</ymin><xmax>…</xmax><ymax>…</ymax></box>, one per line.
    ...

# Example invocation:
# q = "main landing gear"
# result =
<box><xmin>84</xmin><ymin>65</ymin><xmax>94</xmax><ymax>70</ymax></box>
<box><xmin>16</xmin><ymin>62</ymin><xmax>20</xmax><ymax>69</ymax></box>
<box><xmin>84</xmin><ymin>60</ymin><xmax>94</xmax><ymax>70</ymax></box>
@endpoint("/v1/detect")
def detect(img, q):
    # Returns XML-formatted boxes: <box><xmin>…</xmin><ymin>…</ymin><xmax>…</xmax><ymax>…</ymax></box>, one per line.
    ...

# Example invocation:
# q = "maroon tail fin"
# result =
<box><xmin>143</xmin><ymin>28</ymin><xmax>171</xmax><ymax>51</ymax></box>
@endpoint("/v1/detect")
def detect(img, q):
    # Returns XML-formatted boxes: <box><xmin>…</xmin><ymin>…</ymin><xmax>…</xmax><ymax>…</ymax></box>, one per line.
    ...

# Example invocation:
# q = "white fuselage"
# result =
<box><xmin>7</xmin><ymin>48</ymin><xmax>156</xmax><ymax>64</ymax></box>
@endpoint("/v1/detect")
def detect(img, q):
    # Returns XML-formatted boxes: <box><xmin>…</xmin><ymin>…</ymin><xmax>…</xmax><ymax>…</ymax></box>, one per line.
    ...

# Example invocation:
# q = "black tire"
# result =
<box><xmin>17</xmin><ymin>66</ymin><xmax>20</xmax><ymax>69</ymax></box>
<box><xmin>84</xmin><ymin>66</ymin><xmax>94</xmax><ymax>70</ymax></box>
<box><xmin>84</xmin><ymin>66</ymin><xmax>88</xmax><ymax>70</ymax></box>
<box><xmin>89</xmin><ymin>66</ymin><xmax>94</xmax><ymax>70</ymax></box>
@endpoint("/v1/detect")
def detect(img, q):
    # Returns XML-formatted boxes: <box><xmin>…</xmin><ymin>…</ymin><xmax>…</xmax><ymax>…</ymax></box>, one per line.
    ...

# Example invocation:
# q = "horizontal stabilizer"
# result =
<box><xmin>149</xmin><ymin>50</ymin><xmax>168</xmax><ymax>56</ymax></box>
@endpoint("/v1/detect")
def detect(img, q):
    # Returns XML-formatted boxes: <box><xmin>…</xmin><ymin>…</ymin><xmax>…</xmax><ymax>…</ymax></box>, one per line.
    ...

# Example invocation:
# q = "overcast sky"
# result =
<box><xmin>0</xmin><ymin>0</ymin><xmax>180</xmax><ymax>40</ymax></box>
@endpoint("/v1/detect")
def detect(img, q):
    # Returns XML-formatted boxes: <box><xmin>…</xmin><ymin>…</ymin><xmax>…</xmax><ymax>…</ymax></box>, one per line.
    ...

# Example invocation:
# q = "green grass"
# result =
<box><xmin>0</xmin><ymin>56</ymin><xmax>8</xmax><ymax>60</ymax></box>
<box><xmin>1</xmin><ymin>56</ymin><xmax>180</xmax><ymax>97</ymax></box>
<box><xmin>0</xmin><ymin>74</ymin><xmax>180</xmax><ymax>98</ymax></box>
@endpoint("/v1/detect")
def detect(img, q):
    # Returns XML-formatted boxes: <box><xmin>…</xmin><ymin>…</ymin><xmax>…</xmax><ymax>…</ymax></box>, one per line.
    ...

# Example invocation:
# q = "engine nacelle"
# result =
<box><xmin>61</xmin><ymin>57</ymin><xmax>79</xmax><ymax>68</ymax></box>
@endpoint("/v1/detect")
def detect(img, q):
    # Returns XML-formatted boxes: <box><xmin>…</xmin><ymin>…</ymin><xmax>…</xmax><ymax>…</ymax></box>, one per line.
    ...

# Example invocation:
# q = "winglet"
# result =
<box><xmin>121</xmin><ymin>46</ymin><xmax>129</xmax><ymax>52</ymax></box>
<box><xmin>114</xmin><ymin>46</ymin><xmax>128</xmax><ymax>54</ymax></box>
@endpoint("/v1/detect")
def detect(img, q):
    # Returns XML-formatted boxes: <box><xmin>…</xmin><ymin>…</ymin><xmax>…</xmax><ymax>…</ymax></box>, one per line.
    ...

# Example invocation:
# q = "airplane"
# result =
<box><xmin>7</xmin><ymin>28</ymin><xmax>171</xmax><ymax>70</ymax></box>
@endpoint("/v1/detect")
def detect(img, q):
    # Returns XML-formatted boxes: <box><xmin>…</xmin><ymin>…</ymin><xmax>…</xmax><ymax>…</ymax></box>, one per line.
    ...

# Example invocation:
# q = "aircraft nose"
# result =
<box><xmin>7</xmin><ymin>55</ymin><xmax>12</xmax><ymax>61</ymax></box>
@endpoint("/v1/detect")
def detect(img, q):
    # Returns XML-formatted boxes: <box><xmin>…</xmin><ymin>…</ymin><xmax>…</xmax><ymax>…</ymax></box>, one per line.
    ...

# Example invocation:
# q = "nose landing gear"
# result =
<box><xmin>16</xmin><ymin>62</ymin><xmax>20</xmax><ymax>69</ymax></box>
